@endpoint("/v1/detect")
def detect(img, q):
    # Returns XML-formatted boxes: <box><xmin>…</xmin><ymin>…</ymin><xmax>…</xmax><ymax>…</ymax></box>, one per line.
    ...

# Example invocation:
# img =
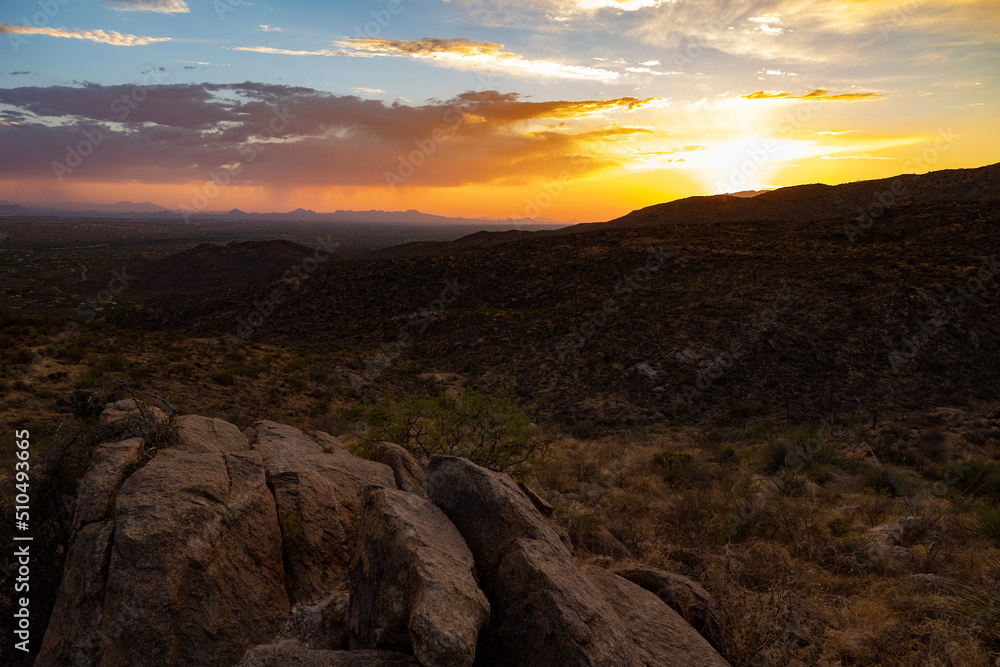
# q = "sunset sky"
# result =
<box><xmin>0</xmin><ymin>0</ymin><xmax>996</xmax><ymax>221</ymax></box>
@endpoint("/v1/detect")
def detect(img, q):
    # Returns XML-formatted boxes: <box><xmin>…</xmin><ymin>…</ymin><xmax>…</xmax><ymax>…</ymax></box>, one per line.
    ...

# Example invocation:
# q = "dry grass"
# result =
<box><xmin>3</xmin><ymin>313</ymin><xmax>999</xmax><ymax>666</ymax></box>
<box><xmin>533</xmin><ymin>420</ymin><xmax>1000</xmax><ymax>666</ymax></box>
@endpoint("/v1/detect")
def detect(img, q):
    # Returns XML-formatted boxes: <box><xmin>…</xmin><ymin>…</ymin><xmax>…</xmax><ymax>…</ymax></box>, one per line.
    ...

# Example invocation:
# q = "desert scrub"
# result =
<box><xmin>760</xmin><ymin>429</ymin><xmax>840</xmax><ymax>474</ymax></box>
<box><xmin>862</xmin><ymin>465</ymin><xmax>911</xmax><ymax>497</ymax></box>
<box><xmin>554</xmin><ymin>501</ymin><xmax>602</xmax><ymax>536</ymax></box>
<box><xmin>941</xmin><ymin>459</ymin><xmax>1000</xmax><ymax>499</ymax></box>
<box><xmin>973</xmin><ymin>503</ymin><xmax>1000</xmax><ymax>543</ymax></box>
<box><xmin>356</xmin><ymin>385</ymin><xmax>551</xmax><ymax>478</ymax></box>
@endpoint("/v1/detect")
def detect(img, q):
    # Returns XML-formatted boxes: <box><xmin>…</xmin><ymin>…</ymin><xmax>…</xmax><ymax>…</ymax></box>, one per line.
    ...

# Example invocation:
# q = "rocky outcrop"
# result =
<box><xmin>371</xmin><ymin>442</ymin><xmax>427</xmax><ymax>497</ymax></box>
<box><xmin>426</xmin><ymin>455</ymin><xmax>729</xmax><ymax>666</ymax></box>
<box><xmin>586</xmin><ymin>566</ymin><xmax>731</xmax><ymax>666</ymax></box>
<box><xmin>98</xmin><ymin>398</ymin><xmax>167</xmax><ymax>430</ymax></box>
<box><xmin>173</xmin><ymin>413</ymin><xmax>248</xmax><ymax>454</ymax></box>
<box><xmin>278</xmin><ymin>588</ymin><xmax>351</xmax><ymax>650</ymax></box>
<box><xmin>72</xmin><ymin>437</ymin><xmax>144</xmax><ymax>529</ymax></box>
<box><xmin>349</xmin><ymin>486</ymin><xmax>489</xmax><ymax>666</ymax></box>
<box><xmin>245</xmin><ymin>421</ymin><xmax>395</xmax><ymax>603</ymax></box>
<box><xmin>42</xmin><ymin>407</ymin><xmax>730</xmax><ymax>667</ymax></box>
<box><xmin>101</xmin><ymin>447</ymin><xmax>289</xmax><ymax>666</ymax></box>
<box><xmin>609</xmin><ymin>564</ymin><xmax>727</xmax><ymax>652</ymax></box>
<box><xmin>36</xmin><ymin>521</ymin><xmax>115</xmax><ymax>666</ymax></box>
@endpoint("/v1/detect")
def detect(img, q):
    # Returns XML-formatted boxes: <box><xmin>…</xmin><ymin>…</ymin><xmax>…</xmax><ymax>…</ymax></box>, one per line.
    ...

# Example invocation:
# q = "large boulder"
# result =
<box><xmin>371</xmin><ymin>442</ymin><xmax>427</xmax><ymax>496</ymax></box>
<box><xmin>426</xmin><ymin>456</ymin><xmax>729</xmax><ymax>666</ymax></box>
<box><xmin>349</xmin><ymin>486</ymin><xmax>489</xmax><ymax>666</ymax></box>
<box><xmin>98</xmin><ymin>398</ymin><xmax>167</xmax><ymax>430</ymax></box>
<box><xmin>99</xmin><ymin>448</ymin><xmax>289</xmax><ymax>666</ymax></box>
<box><xmin>72</xmin><ymin>437</ymin><xmax>145</xmax><ymax>529</ymax></box>
<box><xmin>610</xmin><ymin>564</ymin><xmax>727</xmax><ymax>652</ymax></box>
<box><xmin>238</xmin><ymin>642</ymin><xmax>420</xmax><ymax>667</ymax></box>
<box><xmin>426</xmin><ymin>456</ymin><xmax>569</xmax><ymax>589</ymax></box>
<box><xmin>35</xmin><ymin>521</ymin><xmax>115</xmax><ymax>666</ymax></box>
<box><xmin>174</xmin><ymin>413</ymin><xmax>250</xmax><ymax>454</ymax></box>
<box><xmin>278</xmin><ymin>587</ymin><xmax>351</xmax><ymax>650</ymax></box>
<box><xmin>586</xmin><ymin>566</ymin><xmax>731</xmax><ymax>666</ymax></box>
<box><xmin>245</xmin><ymin>421</ymin><xmax>395</xmax><ymax>603</ymax></box>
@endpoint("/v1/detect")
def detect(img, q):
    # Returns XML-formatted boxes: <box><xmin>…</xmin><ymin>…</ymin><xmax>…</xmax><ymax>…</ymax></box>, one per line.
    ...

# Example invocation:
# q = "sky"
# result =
<box><xmin>0</xmin><ymin>0</ymin><xmax>996</xmax><ymax>221</ymax></box>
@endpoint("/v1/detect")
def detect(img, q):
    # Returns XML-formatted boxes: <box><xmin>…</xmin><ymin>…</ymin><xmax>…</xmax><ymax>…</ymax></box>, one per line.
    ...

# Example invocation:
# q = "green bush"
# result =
<box><xmin>357</xmin><ymin>386</ymin><xmax>550</xmax><ymax>478</ymax></box>
<box><xmin>761</xmin><ymin>431</ymin><xmax>841</xmax><ymax>474</ymax></box>
<box><xmin>95</xmin><ymin>352</ymin><xmax>128</xmax><ymax>373</ymax></box>
<box><xmin>941</xmin><ymin>459</ymin><xmax>1000</xmax><ymax>499</ymax></box>
<box><xmin>760</xmin><ymin>440</ymin><xmax>792</xmax><ymax>473</ymax></box>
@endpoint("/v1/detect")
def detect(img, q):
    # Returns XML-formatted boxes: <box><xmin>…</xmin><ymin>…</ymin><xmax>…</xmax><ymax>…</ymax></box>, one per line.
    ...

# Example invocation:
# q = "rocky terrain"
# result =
<box><xmin>37</xmin><ymin>400</ymin><xmax>728</xmax><ymax>666</ymax></box>
<box><xmin>3</xmin><ymin>164</ymin><xmax>999</xmax><ymax>666</ymax></box>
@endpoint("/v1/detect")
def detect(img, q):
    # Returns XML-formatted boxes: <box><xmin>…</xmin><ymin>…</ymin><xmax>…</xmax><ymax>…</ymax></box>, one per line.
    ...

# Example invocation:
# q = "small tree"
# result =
<box><xmin>358</xmin><ymin>386</ymin><xmax>550</xmax><ymax>478</ymax></box>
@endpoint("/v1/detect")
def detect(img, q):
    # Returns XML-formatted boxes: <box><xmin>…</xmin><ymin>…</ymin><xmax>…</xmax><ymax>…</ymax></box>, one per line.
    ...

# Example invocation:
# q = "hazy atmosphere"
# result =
<box><xmin>1</xmin><ymin>0</ymin><xmax>997</xmax><ymax>219</ymax></box>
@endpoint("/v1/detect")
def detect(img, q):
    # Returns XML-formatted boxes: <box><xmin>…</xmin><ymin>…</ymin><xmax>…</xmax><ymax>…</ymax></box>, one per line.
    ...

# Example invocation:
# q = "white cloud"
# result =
<box><xmin>238</xmin><ymin>37</ymin><xmax>623</xmax><ymax>82</ymax></box>
<box><xmin>234</xmin><ymin>46</ymin><xmax>339</xmax><ymax>57</ymax></box>
<box><xmin>0</xmin><ymin>23</ymin><xmax>170</xmax><ymax>46</ymax></box>
<box><xmin>104</xmin><ymin>0</ymin><xmax>189</xmax><ymax>13</ymax></box>
<box><xmin>748</xmin><ymin>14</ymin><xmax>783</xmax><ymax>36</ymax></box>
<box><xmin>257</xmin><ymin>25</ymin><xmax>283</xmax><ymax>32</ymax></box>
<box><xmin>576</xmin><ymin>0</ymin><xmax>670</xmax><ymax>10</ymax></box>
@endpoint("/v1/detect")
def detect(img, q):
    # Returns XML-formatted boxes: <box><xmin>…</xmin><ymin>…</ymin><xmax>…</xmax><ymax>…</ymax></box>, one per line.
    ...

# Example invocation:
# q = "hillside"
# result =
<box><xmin>117</xmin><ymin>239</ymin><xmax>325</xmax><ymax>295</ymax></box>
<box><xmin>120</xmin><ymin>165</ymin><xmax>1000</xmax><ymax>429</ymax></box>
<box><xmin>587</xmin><ymin>163</ymin><xmax>1000</xmax><ymax>231</ymax></box>
<box><xmin>3</xmin><ymin>163</ymin><xmax>1000</xmax><ymax>667</ymax></box>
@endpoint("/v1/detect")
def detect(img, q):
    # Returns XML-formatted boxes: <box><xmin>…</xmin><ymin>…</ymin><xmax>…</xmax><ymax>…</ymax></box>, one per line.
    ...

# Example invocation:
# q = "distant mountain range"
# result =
<box><xmin>0</xmin><ymin>199</ymin><xmax>572</xmax><ymax>226</ymax></box>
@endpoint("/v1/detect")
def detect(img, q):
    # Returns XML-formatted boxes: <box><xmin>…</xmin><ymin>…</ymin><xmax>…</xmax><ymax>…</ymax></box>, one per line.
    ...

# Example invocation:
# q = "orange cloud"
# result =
<box><xmin>742</xmin><ymin>88</ymin><xmax>884</xmax><ymax>101</ymax></box>
<box><xmin>0</xmin><ymin>83</ymin><xmax>662</xmax><ymax>191</ymax></box>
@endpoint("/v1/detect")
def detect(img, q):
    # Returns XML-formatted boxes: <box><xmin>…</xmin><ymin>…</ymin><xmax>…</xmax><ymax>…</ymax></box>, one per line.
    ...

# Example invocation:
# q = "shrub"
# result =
<box><xmin>652</xmin><ymin>451</ymin><xmax>693</xmax><ymax>484</ymax></box>
<box><xmin>950</xmin><ymin>554</ymin><xmax>1000</xmax><ymax>637</ymax></box>
<box><xmin>716</xmin><ymin>443</ymin><xmax>739</xmax><ymax>465</ymax></box>
<box><xmin>555</xmin><ymin>501</ymin><xmax>602</xmax><ymax>536</ymax></box>
<box><xmin>941</xmin><ymin>459</ymin><xmax>1000</xmax><ymax>499</ymax></box>
<box><xmin>95</xmin><ymin>353</ymin><xmax>128</xmax><ymax>373</ymax></box>
<box><xmin>278</xmin><ymin>509</ymin><xmax>305</xmax><ymax>545</ymax></box>
<box><xmin>761</xmin><ymin>431</ymin><xmax>840</xmax><ymax>474</ymax></box>
<box><xmin>210</xmin><ymin>369</ymin><xmax>236</xmax><ymax>386</ymax></box>
<box><xmin>974</xmin><ymin>504</ymin><xmax>1000</xmax><ymax>543</ymax></box>
<box><xmin>772</xmin><ymin>469</ymin><xmax>807</xmax><ymax>497</ymax></box>
<box><xmin>357</xmin><ymin>386</ymin><xmax>551</xmax><ymax>477</ymax></box>
<box><xmin>862</xmin><ymin>466</ymin><xmax>911</xmax><ymax>497</ymax></box>
<box><xmin>760</xmin><ymin>439</ymin><xmax>792</xmax><ymax>473</ymax></box>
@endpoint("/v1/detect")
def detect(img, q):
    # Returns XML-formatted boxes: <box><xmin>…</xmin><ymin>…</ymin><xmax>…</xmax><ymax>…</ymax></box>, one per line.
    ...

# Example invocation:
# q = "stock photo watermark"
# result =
<box><xmin>178</xmin><ymin>103</ymin><xmax>296</xmax><ymax>220</ymax></box>
<box><xmin>844</xmin><ymin>127</ymin><xmax>958</xmax><ymax>242</ymax></box>
<box><xmin>681</xmin><ymin>291</ymin><xmax>796</xmax><ymax>404</ymax></box>
<box><xmin>353</xmin><ymin>279</ymin><xmax>469</xmax><ymax>390</ymax></box>
<box><xmin>51</xmin><ymin>66</ymin><xmax>168</xmax><ymax>182</ymax></box>
<box><xmin>223</xmin><ymin>236</ymin><xmax>339</xmax><ymax>348</ymax></box>
<box><xmin>888</xmin><ymin>256</ymin><xmax>1000</xmax><ymax>373</ymax></box>
<box><xmin>6</xmin><ymin>0</ymin><xmax>71</xmax><ymax>54</ymax></box>
<box><xmin>554</xmin><ymin>248</ymin><xmax>675</xmax><ymax>360</ymax></box>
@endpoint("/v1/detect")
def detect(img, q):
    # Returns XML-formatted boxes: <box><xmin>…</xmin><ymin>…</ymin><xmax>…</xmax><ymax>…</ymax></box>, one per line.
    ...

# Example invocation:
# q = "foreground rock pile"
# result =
<box><xmin>38</xmin><ymin>404</ymin><xmax>729</xmax><ymax>666</ymax></box>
